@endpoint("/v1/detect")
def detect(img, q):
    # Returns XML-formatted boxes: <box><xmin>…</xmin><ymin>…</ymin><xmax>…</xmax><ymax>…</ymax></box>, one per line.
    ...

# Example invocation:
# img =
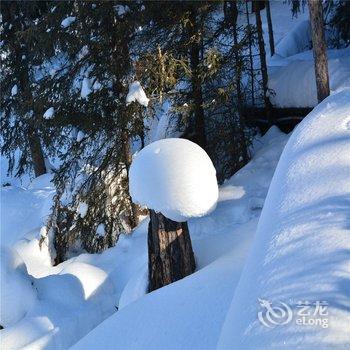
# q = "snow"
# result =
<box><xmin>11</xmin><ymin>84</ymin><xmax>18</xmax><ymax>96</ymax></box>
<box><xmin>0</xmin><ymin>247</ymin><xmax>37</xmax><ymax>327</ymax></box>
<box><xmin>115</xmin><ymin>5</ymin><xmax>129</xmax><ymax>17</ymax></box>
<box><xmin>96</xmin><ymin>224</ymin><xmax>105</xmax><ymax>237</ymax></box>
<box><xmin>218</xmin><ymin>89</ymin><xmax>350</xmax><ymax>349</ymax></box>
<box><xmin>2</xmin><ymin>3</ymin><xmax>350</xmax><ymax>348</ymax></box>
<box><xmin>81</xmin><ymin>77</ymin><xmax>92</xmax><ymax>99</ymax></box>
<box><xmin>43</xmin><ymin>107</ymin><xmax>55</xmax><ymax>120</ymax></box>
<box><xmin>126</xmin><ymin>81</ymin><xmax>149</xmax><ymax>107</ymax></box>
<box><xmin>71</xmin><ymin>128</ymin><xmax>290</xmax><ymax>350</ymax></box>
<box><xmin>61</xmin><ymin>16</ymin><xmax>76</xmax><ymax>28</ymax></box>
<box><xmin>92</xmin><ymin>80</ymin><xmax>101</xmax><ymax>91</ymax></box>
<box><xmin>1</xmin><ymin>174</ymin><xmax>55</xmax><ymax>248</ymax></box>
<box><xmin>76</xmin><ymin>131</ymin><xmax>85</xmax><ymax>142</ymax></box>
<box><xmin>265</xmin><ymin>6</ymin><xmax>350</xmax><ymax>108</ymax></box>
<box><xmin>153</xmin><ymin>109</ymin><xmax>181</xmax><ymax>140</ymax></box>
<box><xmin>130</xmin><ymin>138</ymin><xmax>219</xmax><ymax>222</ymax></box>
<box><xmin>269</xmin><ymin>48</ymin><xmax>350</xmax><ymax>107</ymax></box>
<box><xmin>77</xmin><ymin>202</ymin><xmax>88</xmax><ymax>218</ymax></box>
<box><xmin>0</xmin><ymin>124</ymin><xmax>289</xmax><ymax>349</ymax></box>
<box><xmin>274</xmin><ymin>20</ymin><xmax>311</xmax><ymax>58</ymax></box>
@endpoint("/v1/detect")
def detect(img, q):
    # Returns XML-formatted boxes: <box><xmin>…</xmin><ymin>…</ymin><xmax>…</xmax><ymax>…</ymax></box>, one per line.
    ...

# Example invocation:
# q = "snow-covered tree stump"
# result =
<box><xmin>129</xmin><ymin>138</ymin><xmax>218</xmax><ymax>292</ymax></box>
<box><xmin>148</xmin><ymin>210</ymin><xmax>195</xmax><ymax>291</ymax></box>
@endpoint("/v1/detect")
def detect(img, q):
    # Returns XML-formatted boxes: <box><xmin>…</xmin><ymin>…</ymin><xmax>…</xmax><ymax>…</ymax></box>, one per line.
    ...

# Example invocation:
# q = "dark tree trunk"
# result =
<box><xmin>17</xmin><ymin>44</ymin><xmax>47</xmax><ymax>178</ymax></box>
<box><xmin>254</xmin><ymin>1</ymin><xmax>274</xmax><ymax>126</ymax></box>
<box><xmin>28</xmin><ymin>129</ymin><xmax>47</xmax><ymax>177</ymax></box>
<box><xmin>189</xmin><ymin>7</ymin><xmax>207</xmax><ymax>150</ymax></box>
<box><xmin>308</xmin><ymin>0</ymin><xmax>330</xmax><ymax>102</ymax></box>
<box><xmin>231</xmin><ymin>1</ymin><xmax>249</xmax><ymax>164</ymax></box>
<box><xmin>122</xmin><ymin>131</ymin><xmax>140</xmax><ymax>229</ymax></box>
<box><xmin>245</xmin><ymin>1</ymin><xmax>255</xmax><ymax>106</ymax></box>
<box><xmin>148</xmin><ymin>210</ymin><xmax>196</xmax><ymax>292</ymax></box>
<box><xmin>265</xmin><ymin>0</ymin><xmax>275</xmax><ymax>56</ymax></box>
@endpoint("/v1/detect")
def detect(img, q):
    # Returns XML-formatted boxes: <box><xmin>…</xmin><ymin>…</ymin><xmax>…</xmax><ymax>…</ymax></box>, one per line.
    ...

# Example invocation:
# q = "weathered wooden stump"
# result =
<box><xmin>148</xmin><ymin>209</ymin><xmax>196</xmax><ymax>292</ymax></box>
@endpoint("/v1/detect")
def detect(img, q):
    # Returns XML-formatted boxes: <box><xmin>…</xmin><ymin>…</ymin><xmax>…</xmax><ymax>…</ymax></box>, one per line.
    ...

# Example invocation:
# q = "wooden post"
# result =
<box><xmin>308</xmin><ymin>0</ymin><xmax>330</xmax><ymax>102</ymax></box>
<box><xmin>148</xmin><ymin>210</ymin><xmax>196</xmax><ymax>292</ymax></box>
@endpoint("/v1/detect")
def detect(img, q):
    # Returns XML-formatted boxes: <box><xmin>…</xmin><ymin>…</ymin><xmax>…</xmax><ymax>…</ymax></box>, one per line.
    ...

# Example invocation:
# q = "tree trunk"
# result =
<box><xmin>148</xmin><ymin>210</ymin><xmax>196</xmax><ymax>292</ymax></box>
<box><xmin>122</xmin><ymin>131</ymin><xmax>140</xmax><ymax>229</ymax></box>
<box><xmin>189</xmin><ymin>7</ymin><xmax>207</xmax><ymax>150</ymax></box>
<box><xmin>245</xmin><ymin>1</ymin><xmax>255</xmax><ymax>106</ymax></box>
<box><xmin>18</xmin><ymin>46</ymin><xmax>47</xmax><ymax>178</ymax></box>
<box><xmin>308</xmin><ymin>0</ymin><xmax>330</xmax><ymax>102</ymax></box>
<box><xmin>231</xmin><ymin>1</ymin><xmax>249</xmax><ymax>163</ymax></box>
<box><xmin>28</xmin><ymin>129</ymin><xmax>47</xmax><ymax>177</ymax></box>
<box><xmin>254</xmin><ymin>1</ymin><xmax>274</xmax><ymax>126</ymax></box>
<box><xmin>265</xmin><ymin>0</ymin><xmax>275</xmax><ymax>56</ymax></box>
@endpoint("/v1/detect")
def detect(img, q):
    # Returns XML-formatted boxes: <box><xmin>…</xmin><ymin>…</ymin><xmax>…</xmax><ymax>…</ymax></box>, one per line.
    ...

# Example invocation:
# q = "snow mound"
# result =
<box><xmin>43</xmin><ymin>107</ymin><xmax>54</xmax><ymax>119</ymax></box>
<box><xmin>76</xmin><ymin>130</ymin><xmax>85</xmax><ymax>142</ymax></box>
<box><xmin>130</xmin><ymin>138</ymin><xmax>219</xmax><ymax>222</ymax></box>
<box><xmin>218</xmin><ymin>89</ymin><xmax>350</xmax><ymax>349</ymax></box>
<box><xmin>11</xmin><ymin>84</ymin><xmax>18</xmax><ymax>96</ymax></box>
<box><xmin>61</xmin><ymin>16</ymin><xmax>76</xmax><ymax>28</ymax></box>
<box><xmin>269</xmin><ymin>48</ymin><xmax>350</xmax><ymax>107</ymax></box>
<box><xmin>81</xmin><ymin>77</ymin><xmax>92</xmax><ymax>99</ymax></box>
<box><xmin>126</xmin><ymin>81</ymin><xmax>149</xmax><ymax>107</ymax></box>
<box><xmin>275</xmin><ymin>20</ymin><xmax>311</xmax><ymax>58</ymax></box>
<box><xmin>0</xmin><ymin>247</ymin><xmax>37</xmax><ymax>327</ymax></box>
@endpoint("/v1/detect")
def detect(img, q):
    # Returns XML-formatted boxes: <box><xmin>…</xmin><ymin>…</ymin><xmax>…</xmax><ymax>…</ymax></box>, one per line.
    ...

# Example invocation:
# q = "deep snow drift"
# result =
<box><xmin>218</xmin><ymin>89</ymin><xmax>350</xmax><ymax>349</ymax></box>
<box><xmin>0</xmin><ymin>124</ymin><xmax>289</xmax><ymax>349</ymax></box>
<box><xmin>130</xmin><ymin>138</ymin><xmax>218</xmax><ymax>222</ymax></box>
<box><xmin>269</xmin><ymin>47</ymin><xmax>350</xmax><ymax>107</ymax></box>
<box><xmin>0</xmin><ymin>247</ymin><xmax>37</xmax><ymax>328</ymax></box>
<box><xmin>268</xmin><ymin>17</ymin><xmax>350</xmax><ymax>108</ymax></box>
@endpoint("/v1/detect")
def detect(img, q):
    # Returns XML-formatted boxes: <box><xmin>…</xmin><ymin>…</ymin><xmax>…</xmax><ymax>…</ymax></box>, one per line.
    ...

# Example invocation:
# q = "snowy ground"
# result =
<box><xmin>243</xmin><ymin>1</ymin><xmax>350</xmax><ymax>108</ymax></box>
<box><xmin>1</xmin><ymin>125</ymin><xmax>289</xmax><ymax>349</ymax></box>
<box><xmin>218</xmin><ymin>88</ymin><xmax>350</xmax><ymax>350</ymax></box>
<box><xmin>269</xmin><ymin>41</ymin><xmax>350</xmax><ymax>107</ymax></box>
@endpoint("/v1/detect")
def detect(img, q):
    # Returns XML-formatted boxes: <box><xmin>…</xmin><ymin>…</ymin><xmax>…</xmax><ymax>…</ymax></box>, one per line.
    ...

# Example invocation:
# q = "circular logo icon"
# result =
<box><xmin>258</xmin><ymin>298</ymin><xmax>293</xmax><ymax>328</ymax></box>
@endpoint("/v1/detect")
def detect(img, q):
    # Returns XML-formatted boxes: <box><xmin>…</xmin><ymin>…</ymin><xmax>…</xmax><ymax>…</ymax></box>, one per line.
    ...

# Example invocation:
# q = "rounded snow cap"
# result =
<box><xmin>130</xmin><ymin>138</ymin><xmax>218</xmax><ymax>222</ymax></box>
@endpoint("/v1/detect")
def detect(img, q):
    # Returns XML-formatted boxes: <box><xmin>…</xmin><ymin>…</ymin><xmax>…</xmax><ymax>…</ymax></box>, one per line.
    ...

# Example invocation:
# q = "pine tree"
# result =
<box><xmin>1</xmin><ymin>1</ymin><xmax>48</xmax><ymax>178</ymax></box>
<box><xmin>32</xmin><ymin>1</ymin><xmax>147</xmax><ymax>263</ymax></box>
<box><xmin>328</xmin><ymin>1</ymin><xmax>350</xmax><ymax>48</ymax></box>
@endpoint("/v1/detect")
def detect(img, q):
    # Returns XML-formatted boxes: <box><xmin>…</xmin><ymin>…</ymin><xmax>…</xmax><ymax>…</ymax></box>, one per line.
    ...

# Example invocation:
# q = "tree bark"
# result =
<box><xmin>18</xmin><ymin>52</ymin><xmax>47</xmax><ymax>177</ymax></box>
<box><xmin>189</xmin><ymin>6</ymin><xmax>207</xmax><ymax>150</ymax></box>
<box><xmin>265</xmin><ymin>0</ymin><xmax>275</xmax><ymax>56</ymax></box>
<box><xmin>254</xmin><ymin>1</ymin><xmax>274</xmax><ymax>126</ymax></box>
<box><xmin>231</xmin><ymin>1</ymin><xmax>249</xmax><ymax>163</ymax></box>
<box><xmin>245</xmin><ymin>1</ymin><xmax>255</xmax><ymax>106</ymax></box>
<box><xmin>28</xmin><ymin>128</ymin><xmax>47</xmax><ymax>177</ymax></box>
<box><xmin>122</xmin><ymin>131</ymin><xmax>140</xmax><ymax>229</ymax></box>
<box><xmin>148</xmin><ymin>210</ymin><xmax>196</xmax><ymax>292</ymax></box>
<box><xmin>308</xmin><ymin>0</ymin><xmax>330</xmax><ymax>102</ymax></box>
